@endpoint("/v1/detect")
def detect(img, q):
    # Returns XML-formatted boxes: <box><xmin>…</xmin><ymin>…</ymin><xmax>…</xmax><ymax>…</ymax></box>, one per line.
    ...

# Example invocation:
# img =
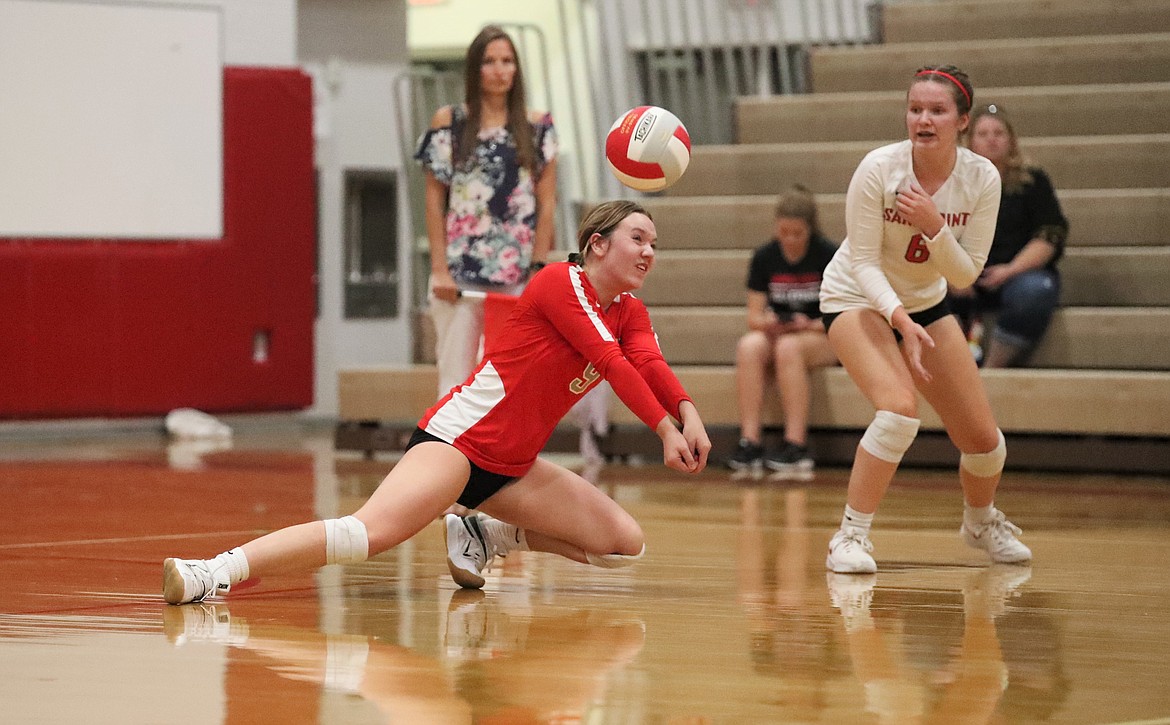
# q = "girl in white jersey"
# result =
<box><xmin>819</xmin><ymin>65</ymin><xmax>1031</xmax><ymax>574</ymax></box>
<box><xmin>162</xmin><ymin>201</ymin><xmax>712</xmax><ymax>604</ymax></box>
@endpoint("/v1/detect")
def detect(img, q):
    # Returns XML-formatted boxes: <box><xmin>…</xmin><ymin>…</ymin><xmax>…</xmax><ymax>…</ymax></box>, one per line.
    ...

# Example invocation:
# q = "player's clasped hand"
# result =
<box><xmin>662</xmin><ymin>426</ymin><xmax>696</xmax><ymax>473</ymax></box>
<box><xmin>658</xmin><ymin>402</ymin><xmax>711</xmax><ymax>474</ymax></box>
<box><xmin>895</xmin><ymin>181</ymin><xmax>944</xmax><ymax>239</ymax></box>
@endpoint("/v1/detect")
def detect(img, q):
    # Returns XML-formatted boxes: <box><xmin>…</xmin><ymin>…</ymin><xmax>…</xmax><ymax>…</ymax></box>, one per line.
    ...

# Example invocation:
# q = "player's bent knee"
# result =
<box><xmin>586</xmin><ymin>543</ymin><xmax>646</xmax><ymax>569</ymax></box>
<box><xmin>859</xmin><ymin>410</ymin><xmax>920</xmax><ymax>463</ymax></box>
<box><xmin>960</xmin><ymin>429</ymin><xmax>1006</xmax><ymax>477</ymax></box>
<box><xmin>324</xmin><ymin>515</ymin><xmax>369</xmax><ymax>565</ymax></box>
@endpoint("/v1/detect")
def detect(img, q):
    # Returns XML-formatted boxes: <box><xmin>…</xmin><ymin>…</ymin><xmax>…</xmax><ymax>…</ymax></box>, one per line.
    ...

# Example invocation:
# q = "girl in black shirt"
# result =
<box><xmin>952</xmin><ymin>104</ymin><xmax>1069</xmax><ymax>367</ymax></box>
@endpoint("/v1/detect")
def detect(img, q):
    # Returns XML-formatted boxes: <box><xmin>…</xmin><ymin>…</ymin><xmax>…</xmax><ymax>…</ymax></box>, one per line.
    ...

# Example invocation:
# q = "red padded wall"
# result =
<box><xmin>0</xmin><ymin>67</ymin><xmax>315</xmax><ymax>419</ymax></box>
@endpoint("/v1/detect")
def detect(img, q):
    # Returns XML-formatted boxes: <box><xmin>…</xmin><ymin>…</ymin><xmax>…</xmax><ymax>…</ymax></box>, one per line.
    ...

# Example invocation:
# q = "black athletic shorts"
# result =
<box><xmin>821</xmin><ymin>298</ymin><xmax>953</xmax><ymax>342</ymax></box>
<box><xmin>406</xmin><ymin>428</ymin><xmax>518</xmax><ymax>509</ymax></box>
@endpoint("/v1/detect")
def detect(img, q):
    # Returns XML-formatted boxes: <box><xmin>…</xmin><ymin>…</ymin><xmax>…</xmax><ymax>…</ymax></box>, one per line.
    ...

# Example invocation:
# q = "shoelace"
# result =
<box><xmin>191</xmin><ymin>561</ymin><xmax>230</xmax><ymax>602</ymax></box>
<box><xmin>839</xmin><ymin>531</ymin><xmax>873</xmax><ymax>553</ymax></box>
<box><xmin>983</xmin><ymin>510</ymin><xmax>1023</xmax><ymax>540</ymax></box>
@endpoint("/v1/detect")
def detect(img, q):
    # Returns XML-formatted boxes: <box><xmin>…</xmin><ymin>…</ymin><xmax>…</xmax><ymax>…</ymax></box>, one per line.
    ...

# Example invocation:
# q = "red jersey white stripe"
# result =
<box><xmin>418</xmin><ymin>262</ymin><xmax>691</xmax><ymax>477</ymax></box>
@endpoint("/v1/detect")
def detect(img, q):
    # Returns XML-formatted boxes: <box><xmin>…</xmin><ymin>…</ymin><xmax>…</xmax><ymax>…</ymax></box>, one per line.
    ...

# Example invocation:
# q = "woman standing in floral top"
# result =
<box><xmin>415</xmin><ymin>25</ymin><xmax>558</xmax><ymax>397</ymax></box>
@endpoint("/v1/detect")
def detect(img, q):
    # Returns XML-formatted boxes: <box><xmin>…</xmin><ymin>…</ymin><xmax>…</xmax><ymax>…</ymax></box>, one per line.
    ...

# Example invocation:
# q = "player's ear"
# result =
<box><xmin>590</xmin><ymin>233</ymin><xmax>607</xmax><ymax>256</ymax></box>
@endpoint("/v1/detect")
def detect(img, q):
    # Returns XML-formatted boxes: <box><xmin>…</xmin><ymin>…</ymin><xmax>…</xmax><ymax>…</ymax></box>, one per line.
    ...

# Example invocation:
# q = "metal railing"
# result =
<box><xmin>579</xmin><ymin>0</ymin><xmax>879</xmax><ymax>197</ymax></box>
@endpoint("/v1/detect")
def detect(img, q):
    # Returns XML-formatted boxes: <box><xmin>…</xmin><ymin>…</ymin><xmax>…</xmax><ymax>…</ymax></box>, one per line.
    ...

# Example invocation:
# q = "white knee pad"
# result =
<box><xmin>586</xmin><ymin>544</ymin><xmax>645</xmax><ymax>569</ymax></box>
<box><xmin>961</xmin><ymin>429</ymin><xmax>1007</xmax><ymax>477</ymax></box>
<box><xmin>324</xmin><ymin>515</ymin><xmax>369</xmax><ymax>565</ymax></box>
<box><xmin>859</xmin><ymin>410</ymin><xmax>921</xmax><ymax>463</ymax></box>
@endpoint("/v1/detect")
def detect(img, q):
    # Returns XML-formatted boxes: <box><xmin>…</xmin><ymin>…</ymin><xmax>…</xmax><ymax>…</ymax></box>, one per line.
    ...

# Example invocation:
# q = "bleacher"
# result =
<box><xmin>338</xmin><ymin>0</ymin><xmax>1170</xmax><ymax>473</ymax></box>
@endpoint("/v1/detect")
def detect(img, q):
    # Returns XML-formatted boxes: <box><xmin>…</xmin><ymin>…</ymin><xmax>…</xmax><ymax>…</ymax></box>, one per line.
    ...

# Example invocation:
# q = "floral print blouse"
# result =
<box><xmin>415</xmin><ymin>105</ymin><xmax>558</xmax><ymax>287</ymax></box>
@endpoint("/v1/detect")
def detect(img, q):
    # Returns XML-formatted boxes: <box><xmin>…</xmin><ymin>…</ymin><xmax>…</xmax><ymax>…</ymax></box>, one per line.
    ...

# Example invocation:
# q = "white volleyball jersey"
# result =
<box><xmin>819</xmin><ymin>140</ymin><xmax>1001</xmax><ymax>323</ymax></box>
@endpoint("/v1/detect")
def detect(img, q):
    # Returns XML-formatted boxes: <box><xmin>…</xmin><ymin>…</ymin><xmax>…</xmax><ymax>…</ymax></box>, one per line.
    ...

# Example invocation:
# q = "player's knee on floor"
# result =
<box><xmin>960</xmin><ymin>429</ymin><xmax>1006</xmax><ymax>477</ymax></box>
<box><xmin>324</xmin><ymin>515</ymin><xmax>369</xmax><ymax>565</ymax></box>
<box><xmin>859</xmin><ymin>410</ymin><xmax>921</xmax><ymax>463</ymax></box>
<box><xmin>586</xmin><ymin>543</ymin><xmax>645</xmax><ymax>569</ymax></box>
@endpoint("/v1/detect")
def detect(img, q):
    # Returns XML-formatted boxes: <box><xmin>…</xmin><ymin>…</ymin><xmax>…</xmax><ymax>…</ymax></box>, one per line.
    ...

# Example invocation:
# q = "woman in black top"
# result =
<box><xmin>728</xmin><ymin>185</ymin><xmax>839</xmax><ymax>475</ymax></box>
<box><xmin>952</xmin><ymin>104</ymin><xmax>1069</xmax><ymax>367</ymax></box>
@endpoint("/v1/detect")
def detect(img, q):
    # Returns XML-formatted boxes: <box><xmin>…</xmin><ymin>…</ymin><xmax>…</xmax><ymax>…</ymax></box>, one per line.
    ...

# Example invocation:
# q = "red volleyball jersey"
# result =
<box><xmin>418</xmin><ymin>262</ymin><xmax>691</xmax><ymax>476</ymax></box>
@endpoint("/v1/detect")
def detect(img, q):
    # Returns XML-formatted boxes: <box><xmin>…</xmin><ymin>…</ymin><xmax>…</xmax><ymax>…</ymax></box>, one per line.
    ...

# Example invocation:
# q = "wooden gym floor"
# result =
<box><xmin>1</xmin><ymin>427</ymin><xmax>1169</xmax><ymax>724</ymax></box>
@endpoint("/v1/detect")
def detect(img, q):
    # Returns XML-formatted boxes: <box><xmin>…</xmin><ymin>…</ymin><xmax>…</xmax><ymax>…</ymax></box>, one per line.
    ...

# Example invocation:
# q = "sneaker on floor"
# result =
<box><xmin>727</xmin><ymin>438</ymin><xmax>764</xmax><ymax>471</ymax></box>
<box><xmin>445</xmin><ymin>513</ymin><xmax>493</xmax><ymax>589</ymax></box>
<box><xmin>162</xmin><ymin>602</ymin><xmax>249</xmax><ymax>646</ymax></box>
<box><xmin>163</xmin><ymin>557</ymin><xmax>231</xmax><ymax>605</ymax></box>
<box><xmin>764</xmin><ymin>441</ymin><xmax>814</xmax><ymax>475</ymax></box>
<box><xmin>964</xmin><ymin>564</ymin><xmax>1033</xmax><ymax>618</ymax></box>
<box><xmin>960</xmin><ymin>509</ymin><xmax>1032</xmax><ymax>564</ymax></box>
<box><xmin>443</xmin><ymin>588</ymin><xmax>489</xmax><ymax>659</ymax></box>
<box><xmin>826</xmin><ymin>571</ymin><xmax>877</xmax><ymax>630</ymax></box>
<box><xmin>826</xmin><ymin>528</ymin><xmax>877</xmax><ymax>574</ymax></box>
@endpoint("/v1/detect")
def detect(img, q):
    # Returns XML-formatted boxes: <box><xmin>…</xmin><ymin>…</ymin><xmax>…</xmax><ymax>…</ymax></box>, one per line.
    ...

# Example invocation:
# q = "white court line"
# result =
<box><xmin>1106</xmin><ymin>718</ymin><xmax>1170</xmax><ymax>725</ymax></box>
<box><xmin>0</xmin><ymin>530</ymin><xmax>261</xmax><ymax>550</ymax></box>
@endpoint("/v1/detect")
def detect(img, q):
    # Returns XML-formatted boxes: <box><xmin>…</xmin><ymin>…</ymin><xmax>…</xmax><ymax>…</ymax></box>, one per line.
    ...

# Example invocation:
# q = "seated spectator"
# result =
<box><xmin>728</xmin><ymin>185</ymin><xmax>839</xmax><ymax>475</ymax></box>
<box><xmin>950</xmin><ymin>104</ymin><xmax>1069</xmax><ymax>367</ymax></box>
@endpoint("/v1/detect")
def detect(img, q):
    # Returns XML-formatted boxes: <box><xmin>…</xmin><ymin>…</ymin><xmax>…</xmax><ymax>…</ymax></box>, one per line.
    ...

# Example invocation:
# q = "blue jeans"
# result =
<box><xmin>987</xmin><ymin>269</ymin><xmax>1061</xmax><ymax>348</ymax></box>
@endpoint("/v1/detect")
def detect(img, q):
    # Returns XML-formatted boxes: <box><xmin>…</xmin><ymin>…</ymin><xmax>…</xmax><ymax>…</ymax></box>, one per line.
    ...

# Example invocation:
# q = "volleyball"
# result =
<box><xmin>604</xmin><ymin>105</ymin><xmax>691</xmax><ymax>192</ymax></box>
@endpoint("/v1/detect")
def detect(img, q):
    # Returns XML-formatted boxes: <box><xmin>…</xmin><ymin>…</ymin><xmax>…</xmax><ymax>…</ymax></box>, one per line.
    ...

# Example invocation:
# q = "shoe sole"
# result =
<box><xmin>443</xmin><ymin>518</ymin><xmax>486</xmax><ymax>590</ymax></box>
<box><xmin>825</xmin><ymin>554</ymin><xmax>877</xmax><ymax>574</ymax></box>
<box><xmin>162</xmin><ymin>558</ymin><xmax>187</xmax><ymax>605</ymax></box>
<box><xmin>769</xmin><ymin>468</ymin><xmax>815</xmax><ymax>482</ymax></box>
<box><xmin>726</xmin><ymin>460</ymin><xmax>762</xmax><ymax>472</ymax></box>
<box><xmin>764</xmin><ymin>460</ymin><xmax>814</xmax><ymax>474</ymax></box>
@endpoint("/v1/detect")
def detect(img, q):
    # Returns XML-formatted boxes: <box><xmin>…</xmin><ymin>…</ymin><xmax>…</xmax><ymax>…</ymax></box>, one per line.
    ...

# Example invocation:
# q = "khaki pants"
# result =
<box><xmin>429</xmin><ymin>278</ymin><xmax>525</xmax><ymax>399</ymax></box>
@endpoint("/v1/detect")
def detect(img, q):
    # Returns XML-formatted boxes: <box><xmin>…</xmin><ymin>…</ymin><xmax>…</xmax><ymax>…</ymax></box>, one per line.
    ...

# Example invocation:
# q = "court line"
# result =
<box><xmin>0</xmin><ymin>530</ymin><xmax>263</xmax><ymax>550</ymax></box>
<box><xmin>1106</xmin><ymin>718</ymin><xmax>1170</xmax><ymax>725</ymax></box>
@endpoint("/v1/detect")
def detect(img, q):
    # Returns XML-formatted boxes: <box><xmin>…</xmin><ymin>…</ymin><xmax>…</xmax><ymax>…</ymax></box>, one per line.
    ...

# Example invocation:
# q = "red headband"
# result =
<box><xmin>915</xmin><ymin>69</ymin><xmax>971</xmax><ymax>107</ymax></box>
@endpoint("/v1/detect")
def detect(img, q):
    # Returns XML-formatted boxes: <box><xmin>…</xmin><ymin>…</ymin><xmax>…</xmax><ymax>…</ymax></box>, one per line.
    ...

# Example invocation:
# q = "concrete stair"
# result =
<box><xmin>338</xmin><ymin>364</ymin><xmax>1170</xmax><ymax>438</ymax></box>
<box><xmin>639</xmin><ymin>248</ymin><xmax>1170</xmax><ymax>309</ymax></box>
<box><xmin>665</xmin><ymin>135</ymin><xmax>1170</xmax><ymax>197</ymax></box>
<box><xmin>645</xmin><ymin>307</ymin><xmax>1170</xmax><ymax>371</ymax></box>
<box><xmin>882</xmin><ymin>0</ymin><xmax>1170</xmax><ymax>43</ymax></box>
<box><xmin>811</xmin><ymin>33</ymin><xmax>1170</xmax><ymax>92</ymax></box>
<box><xmin>642</xmin><ymin>189</ymin><xmax>1170</xmax><ymax>249</ymax></box>
<box><xmin>736</xmin><ymin>82</ymin><xmax>1170</xmax><ymax>143</ymax></box>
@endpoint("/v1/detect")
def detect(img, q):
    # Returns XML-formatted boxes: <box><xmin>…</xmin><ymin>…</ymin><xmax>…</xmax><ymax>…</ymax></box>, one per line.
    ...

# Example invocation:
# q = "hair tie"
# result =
<box><xmin>915</xmin><ymin>69</ymin><xmax>971</xmax><ymax>107</ymax></box>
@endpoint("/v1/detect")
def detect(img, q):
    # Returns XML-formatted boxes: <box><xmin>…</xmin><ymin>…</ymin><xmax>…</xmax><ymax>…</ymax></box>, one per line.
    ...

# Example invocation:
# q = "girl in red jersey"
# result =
<box><xmin>163</xmin><ymin>201</ymin><xmax>711</xmax><ymax>604</ymax></box>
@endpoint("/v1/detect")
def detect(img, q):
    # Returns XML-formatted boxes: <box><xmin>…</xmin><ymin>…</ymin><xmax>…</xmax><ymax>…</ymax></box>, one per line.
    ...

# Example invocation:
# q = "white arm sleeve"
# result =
<box><xmin>923</xmin><ymin>170</ymin><xmax>1001</xmax><ymax>287</ymax></box>
<box><xmin>846</xmin><ymin>154</ymin><xmax>902</xmax><ymax>323</ymax></box>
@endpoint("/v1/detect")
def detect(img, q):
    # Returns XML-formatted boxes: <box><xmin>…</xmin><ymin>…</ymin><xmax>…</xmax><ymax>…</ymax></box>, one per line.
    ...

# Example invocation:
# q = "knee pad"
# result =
<box><xmin>586</xmin><ymin>543</ymin><xmax>645</xmax><ymax>569</ymax></box>
<box><xmin>324</xmin><ymin>515</ymin><xmax>369</xmax><ymax>565</ymax></box>
<box><xmin>859</xmin><ymin>410</ymin><xmax>920</xmax><ymax>463</ymax></box>
<box><xmin>961</xmin><ymin>429</ymin><xmax>1006</xmax><ymax>477</ymax></box>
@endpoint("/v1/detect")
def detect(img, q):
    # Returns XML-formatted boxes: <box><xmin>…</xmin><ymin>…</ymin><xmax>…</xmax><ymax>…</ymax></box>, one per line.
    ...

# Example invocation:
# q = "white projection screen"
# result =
<box><xmin>0</xmin><ymin>0</ymin><xmax>222</xmax><ymax>239</ymax></box>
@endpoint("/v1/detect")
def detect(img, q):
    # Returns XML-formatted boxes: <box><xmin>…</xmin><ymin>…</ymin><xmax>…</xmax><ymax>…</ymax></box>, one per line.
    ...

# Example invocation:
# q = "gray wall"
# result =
<box><xmin>298</xmin><ymin>0</ymin><xmax>412</xmax><ymax>418</ymax></box>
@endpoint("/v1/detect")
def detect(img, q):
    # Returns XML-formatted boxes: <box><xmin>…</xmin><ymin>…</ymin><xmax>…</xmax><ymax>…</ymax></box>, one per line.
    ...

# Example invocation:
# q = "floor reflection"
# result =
<box><xmin>158</xmin><ymin>589</ymin><xmax>645</xmax><ymax>724</ymax></box>
<box><xmin>1</xmin><ymin>431</ymin><xmax>1169</xmax><ymax>723</ymax></box>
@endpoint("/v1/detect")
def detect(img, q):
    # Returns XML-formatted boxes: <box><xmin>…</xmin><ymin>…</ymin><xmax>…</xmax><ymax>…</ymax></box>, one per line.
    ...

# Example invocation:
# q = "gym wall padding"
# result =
<box><xmin>0</xmin><ymin>67</ymin><xmax>315</xmax><ymax>419</ymax></box>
